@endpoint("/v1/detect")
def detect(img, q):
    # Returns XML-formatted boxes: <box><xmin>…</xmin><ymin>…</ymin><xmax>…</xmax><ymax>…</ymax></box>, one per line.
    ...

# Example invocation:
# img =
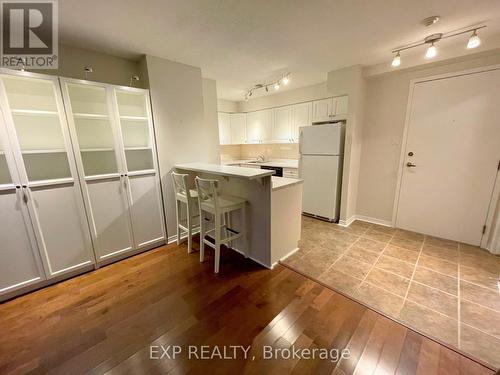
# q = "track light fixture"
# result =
<box><xmin>425</xmin><ymin>42</ymin><xmax>437</xmax><ymax>59</ymax></box>
<box><xmin>467</xmin><ymin>30</ymin><xmax>481</xmax><ymax>49</ymax></box>
<box><xmin>390</xmin><ymin>25</ymin><xmax>485</xmax><ymax>68</ymax></box>
<box><xmin>244</xmin><ymin>73</ymin><xmax>290</xmax><ymax>100</ymax></box>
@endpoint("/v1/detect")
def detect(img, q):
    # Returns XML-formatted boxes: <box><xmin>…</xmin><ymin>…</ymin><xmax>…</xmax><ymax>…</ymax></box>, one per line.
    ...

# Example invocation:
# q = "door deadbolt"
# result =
<box><xmin>408</xmin><ymin>152</ymin><xmax>414</xmax><ymax>156</ymax></box>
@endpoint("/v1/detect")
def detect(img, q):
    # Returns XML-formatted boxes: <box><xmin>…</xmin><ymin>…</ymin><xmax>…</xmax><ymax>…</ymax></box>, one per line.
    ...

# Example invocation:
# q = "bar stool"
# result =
<box><xmin>171</xmin><ymin>171</ymin><xmax>199</xmax><ymax>253</ymax></box>
<box><xmin>195</xmin><ymin>176</ymin><xmax>248</xmax><ymax>273</ymax></box>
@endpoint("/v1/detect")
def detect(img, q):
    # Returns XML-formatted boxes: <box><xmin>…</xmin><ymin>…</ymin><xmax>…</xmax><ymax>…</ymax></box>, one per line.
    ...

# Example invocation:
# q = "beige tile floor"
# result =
<box><xmin>282</xmin><ymin>216</ymin><xmax>500</xmax><ymax>368</ymax></box>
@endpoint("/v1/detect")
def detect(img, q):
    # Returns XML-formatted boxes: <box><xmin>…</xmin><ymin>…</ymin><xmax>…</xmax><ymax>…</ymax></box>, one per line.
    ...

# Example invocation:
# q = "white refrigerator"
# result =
<box><xmin>299</xmin><ymin>122</ymin><xmax>344</xmax><ymax>222</ymax></box>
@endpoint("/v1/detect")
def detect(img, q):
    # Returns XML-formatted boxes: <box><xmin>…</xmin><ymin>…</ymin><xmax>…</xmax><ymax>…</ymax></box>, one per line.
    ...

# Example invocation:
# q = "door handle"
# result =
<box><xmin>406</xmin><ymin>162</ymin><xmax>416</xmax><ymax>167</ymax></box>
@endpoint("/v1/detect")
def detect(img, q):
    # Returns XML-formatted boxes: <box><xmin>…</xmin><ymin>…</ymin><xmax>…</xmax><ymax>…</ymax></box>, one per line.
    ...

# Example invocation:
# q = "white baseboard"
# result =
<box><xmin>338</xmin><ymin>216</ymin><xmax>356</xmax><ymax>227</ymax></box>
<box><xmin>167</xmin><ymin>227</ymin><xmax>201</xmax><ymax>245</ymax></box>
<box><xmin>355</xmin><ymin>215</ymin><xmax>392</xmax><ymax>227</ymax></box>
<box><xmin>338</xmin><ymin>215</ymin><xmax>392</xmax><ymax>228</ymax></box>
<box><xmin>280</xmin><ymin>247</ymin><xmax>300</xmax><ymax>262</ymax></box>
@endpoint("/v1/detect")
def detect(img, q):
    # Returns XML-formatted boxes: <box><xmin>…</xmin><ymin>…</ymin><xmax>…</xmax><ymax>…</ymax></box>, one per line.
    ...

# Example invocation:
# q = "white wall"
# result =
<box><xmin>143</xmin><ymin>55</ymin><xmax>220</xmax><ymax>237</ymax></box>
<box><xmin>356</xmin><ymin>49</ymin><xmax>500</xmax><ymax>223</ymax></box>
<box><xmin>327</xmin><ymin>65</ymin><xmax>366</xmax><ymax>224</ymax></box>
<box><xmin>217</xmin><ymin>99</ymin><xmax>239</xmax><ymax>113</ymax></box>
<box><xmin>40</xmin><ymin>44</ymin><xmax>143</xmax><ymax>87</ymax></box>
<box><xmin>238</xmin><ymin>81</ymin><xmax>329</xmax><ymax>112</ymax></box>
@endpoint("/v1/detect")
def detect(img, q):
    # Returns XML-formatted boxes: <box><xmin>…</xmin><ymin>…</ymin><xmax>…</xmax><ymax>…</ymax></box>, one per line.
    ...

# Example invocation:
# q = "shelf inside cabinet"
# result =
<box><xmin>80</xmin><ymin>148</ymin><xmax>114</xmax><ymax>152</ymax></box>
<box><xmin>11</xmin><ymin>109</ymin><xmax>58</xmax><ymax>117</ymax></box>
<box><xmin>21</xmin><ymin>149</ymin><xmax>66</xmax><ymax>154</ymax></box>
<box><xmin>73</xmin><ymin>113</ymin><xmax>109</xmax><ymax>120</ymax></box>
<box><xmin>120</xmin><ymin>115</ymin><xmax>148</xmax><ymax>121</ymax></box>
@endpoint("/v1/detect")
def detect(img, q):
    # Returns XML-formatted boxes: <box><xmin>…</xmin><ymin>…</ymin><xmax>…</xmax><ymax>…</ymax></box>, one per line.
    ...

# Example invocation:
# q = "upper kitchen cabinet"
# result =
<box><xmin>291</xmin><ymin>102</ymin><xmax>312</xmax><ymax>142</ymax></box>
<box><xmin>246</xmin><ymin>109</ymin><xmax>272</xmax><ymax>143</ymax></box>
<box><xmin>312</xmin><ymin>96</ymin><xmax>348</xmax><ymax>123</ymax></box>
<box><xmin>272</xmin><ymin>106</ymin><xmax>292</xmax><ymax>143</ymax></box>
<box><xmin>230</xmin><ymin>113</ymin><xmax>246</xmax><ymax>144</ymax></box>
<box><xmin>217</xmin><ymin>112</ymin><xmax>231</xmax><ymax>145</ymax></box>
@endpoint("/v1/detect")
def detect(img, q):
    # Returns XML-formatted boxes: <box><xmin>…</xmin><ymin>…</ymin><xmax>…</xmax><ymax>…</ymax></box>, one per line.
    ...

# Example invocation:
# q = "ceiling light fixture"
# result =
<box><xmin>467</xmin><ymin>30</ymin><xmax>481</xmax><ymax>49</ymax></box>
<box><xmin>425</xmin><ymin>42</ymin><xmax>437</xmax><ymax>59</ymax></box>
<box><xmin>390</xmin><ymin>25</ymin><xmax>485</xmax><ymax>68</ymax></box>
<box><xmin>391</xmin><ymin>51</ymin><xmax>401</xmax><ymax>67</ymax></box>
<box><xmin>244</xmin><ymin>73</ymin><xmax>290</xmax><ymax>100</ymax></box>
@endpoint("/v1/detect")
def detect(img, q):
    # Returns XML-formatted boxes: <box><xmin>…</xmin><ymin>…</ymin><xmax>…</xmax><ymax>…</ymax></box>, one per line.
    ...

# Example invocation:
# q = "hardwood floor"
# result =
<box><xmin>0</xmin><ymin>241</ymin><xmax>494</xmax><ymax>375</ymax></box>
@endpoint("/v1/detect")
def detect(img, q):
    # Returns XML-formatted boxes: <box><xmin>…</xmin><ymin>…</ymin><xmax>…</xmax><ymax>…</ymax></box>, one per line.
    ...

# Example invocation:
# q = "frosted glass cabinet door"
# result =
<box><xmin>61</xmin><ymin>79</ymin><xmax>135</xmax><ymax>262</ymax></box>
<box><xmin>0</xmin><ymin>71</ymin><xmax>95</xmax><ymax>279</ymax></box>
<box><xmin>0</xmin><ymin>126</ymin><xmax>46</xmax><ymax>298</ymax></box>
<box><xmin>114</xmin><ymin>88</ymin><xmax>165</xmax><ymax>248</ymax></box>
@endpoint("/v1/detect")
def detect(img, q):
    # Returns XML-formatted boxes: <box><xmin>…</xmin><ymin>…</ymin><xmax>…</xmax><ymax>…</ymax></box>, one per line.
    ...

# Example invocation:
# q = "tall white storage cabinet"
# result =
<box><xmin>0</xmin><ymin>70</ymin><xmax>94</xmax><ymax>298</ymax></box>
<box><xmin>60</xmin><ymin>79</ymin><xmax>165</xmax><ymax>265</ymax></box>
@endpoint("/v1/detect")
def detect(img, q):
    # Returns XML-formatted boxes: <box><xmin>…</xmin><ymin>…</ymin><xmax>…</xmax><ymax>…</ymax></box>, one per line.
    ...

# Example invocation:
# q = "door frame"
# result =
<box><xmin>391</xmin><ymin>64</ymin><xmax>500</xmax><ymax>247</ymax></box>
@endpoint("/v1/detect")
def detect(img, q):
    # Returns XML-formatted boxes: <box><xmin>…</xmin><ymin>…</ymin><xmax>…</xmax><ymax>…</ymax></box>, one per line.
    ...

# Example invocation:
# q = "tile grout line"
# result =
<box><xmin>353</xmin><ymin>227</ymin><xmax>398</xmax><ymax>295</ymax></box>
<box><xmin>316</xmin><ymin>224</ymin><xmax>372</xmax><ymax>279</ymax></box>
<box><xmin>402</xmin><ymin>235</ymin><xmax>425</xmax><ymax>306</ymax></box>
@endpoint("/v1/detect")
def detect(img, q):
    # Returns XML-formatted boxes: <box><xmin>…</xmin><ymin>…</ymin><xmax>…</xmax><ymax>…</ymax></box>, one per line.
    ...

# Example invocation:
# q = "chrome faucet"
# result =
<box><xmin>257</xmin><ymin>154</ymin><xmax>265</xmax><ymax>162</ymax></box>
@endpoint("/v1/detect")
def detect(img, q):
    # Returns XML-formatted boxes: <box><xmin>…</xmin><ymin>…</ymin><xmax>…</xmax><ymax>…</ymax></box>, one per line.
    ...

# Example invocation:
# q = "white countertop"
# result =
<box><xmin>175</xmin><ymin>162</ymin><xmax>275</xmax><ymax>180</ymax></box>
<box><xmin>271</xmin><ymin>176</ymin><xmax>303</xmax><ymax>191</ymax></box>
<box><xmin>222</xmin><ymin>158</ymin><xmax>299</xmax><ymax>169</ymax></box>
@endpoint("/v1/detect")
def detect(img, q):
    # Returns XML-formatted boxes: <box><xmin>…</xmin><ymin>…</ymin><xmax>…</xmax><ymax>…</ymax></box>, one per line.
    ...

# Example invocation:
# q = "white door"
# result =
<box><xmin>396</xmin><ymin>68</ymin><xmax>500</xmax><ymax>245</ymax></box>
<box><xmin>61</xmin><ymin>80</ymin><xmax>135</xmax><ymax>262</ymax></box>
<box><xmin>312</xmin><ymin>98</ymin><xmax>332</xmax><ymax>123</ymax></box>
<box><xmin>0</xmin><ymin>117</ymin><xmax>46</xmax><ymax>297</ymax></box>
<box><xmin>273</xmin><ymin>106</ymin><xmax>292</xmax><ymax>142</ymax></box>
<box><xmin>291</xmin><ymin>102</ymin><xmax>312</xmax><ymax>142</ymax></box>
<box><xmin>230</xmin><ymin>113</ymin><xmax>246</xmax><ymax>144</ymax></box>
<box><xmin>113</xmin><ymin>87</ymin><xmax>165</xmax><ymax>249</ymax></box>
<box><xmin>217</xmin><ymin>112</ymin><xmax>231</xmax><ymax>145</ymax></box>
<box><xmin>0</xmin><ymin>72</ymin><xmax>94</xmax><ymax>278</ymax></box>
<box><xmin>300</xmin><ymin>155</ymin><xmax>340</xmax><ymax>221</ymax></box>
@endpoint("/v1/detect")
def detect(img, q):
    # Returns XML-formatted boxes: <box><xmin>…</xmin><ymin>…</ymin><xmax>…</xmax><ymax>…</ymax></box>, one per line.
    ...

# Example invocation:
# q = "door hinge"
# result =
<box><xmin>482</xmin><ymin>225</ymin><xmax>487</xmax><ymax>234</ymax></box>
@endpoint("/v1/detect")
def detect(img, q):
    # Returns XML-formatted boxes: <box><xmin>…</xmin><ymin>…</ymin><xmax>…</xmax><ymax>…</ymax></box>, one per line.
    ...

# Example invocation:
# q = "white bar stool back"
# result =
<box><xmin>195</xmin><ymin>177</ymin><xmax>247</xmax><ymax>273</ymax></box>
<box><xmin>171</xmin><ymin>171</ymin><xmax>198</xmax><ymax>253</ymax></box>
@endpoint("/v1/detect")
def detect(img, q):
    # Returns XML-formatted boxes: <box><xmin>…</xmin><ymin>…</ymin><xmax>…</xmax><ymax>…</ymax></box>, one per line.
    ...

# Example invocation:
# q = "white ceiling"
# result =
<box><xmin>58</xmin><ymin>0</ymin><xmax>500</xmax><ymax>101</ymax></box>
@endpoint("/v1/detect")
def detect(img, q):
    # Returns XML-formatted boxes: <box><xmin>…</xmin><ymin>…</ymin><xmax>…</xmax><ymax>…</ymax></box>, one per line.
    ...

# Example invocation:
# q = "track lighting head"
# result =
<box><xmin>467</xmin><ymin>30</ymin><xmax>481</xmax><ymax>49</ymax></box>
<box><xmin>274</xmin><ymin>81</ymin><xmax>280</xmax><ymax>90</ymax></box>
<box><xmin>425</xmin><ymin>43</ymin><xmax>437</xmax><ymax>59</ymax></box>
<box><xmin>265</xmin><ymin>85</ymin><xmax>269</xmax><ymax>92</ymax></box>
<box><xmin>282</xmin><ymin>75</ymin><xmax>289</xmax><ymax>85</ymax></box>
<box><xmin>391</xmin><ymin>52</ymin><xmax>401</xmax><ymax>67</ymax></box>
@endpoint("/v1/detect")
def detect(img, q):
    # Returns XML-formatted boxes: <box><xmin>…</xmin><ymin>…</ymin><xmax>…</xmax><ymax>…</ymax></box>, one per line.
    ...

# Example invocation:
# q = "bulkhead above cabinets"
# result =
<box><xmin>217</xmin><ymin>95</ymin><xmax>348</xmax><ymax>145</ymax></box>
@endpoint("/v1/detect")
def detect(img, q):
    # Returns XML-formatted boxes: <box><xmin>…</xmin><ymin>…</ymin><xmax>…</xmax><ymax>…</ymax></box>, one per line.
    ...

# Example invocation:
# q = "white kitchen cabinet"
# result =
<box><xmin>312</xmin><ymin>98</ymin><xmax>332</xmax><ymax>123</ymax></box>
<box><xmin>61</xmin><ymin>79</ymin><xmax>165</xmax><ymax>265</ymax></box>
<box><xmin>291</xmin><ymin>102</ymin><xmax>312</xmax><ymax>142</ymax></box>
<box><xmin>230</xmin><ymin>113</ymin><xmax>246</xmax><ymax>144</ymax></box>
<box><xmin>312</xmin><ymin>96</ymin><xmax>348</xmax><ymax>123</ymax></box>
<box><xmin>283</xmin><ymin>167</ymin><xmax>299</xmax><ymax>179</ymax></box>
<box><xmin>0</xmin><ymin>70</ymin><xmax>94</xmax><ymax>290</ymax></box>
<box><xmin>273</xmin><ymin>106</ymin><xmax>292</xmax><ymax>142</ymax></box>
<box><xmin>217</xmin><ymin>112</ymin><xmax>231</xmax><ymax>145</ymax></box>
<box><xmin>246</xmin><ymin>109</ymin><xmax>272</xmax><ymax>143</ymax></box>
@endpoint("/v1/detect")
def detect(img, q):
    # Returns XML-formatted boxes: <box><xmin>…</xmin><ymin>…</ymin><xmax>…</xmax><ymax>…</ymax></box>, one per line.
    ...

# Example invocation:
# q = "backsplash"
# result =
<box><xmin>220</xmin><ymin>144</ymin><xmax>299</xmax><ymax>161</ymax></box>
